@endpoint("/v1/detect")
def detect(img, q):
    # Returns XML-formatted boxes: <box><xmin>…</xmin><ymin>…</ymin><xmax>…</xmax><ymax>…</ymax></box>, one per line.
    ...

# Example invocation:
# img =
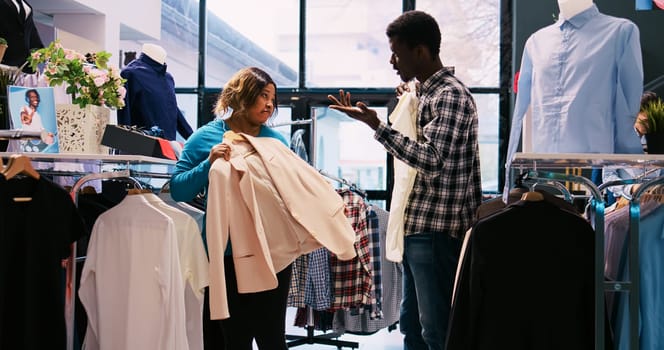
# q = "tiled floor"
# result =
<box><xmin>253</xmin><ymin>308</ymin><xmax>404</xmax><ymax>349</ymax></box>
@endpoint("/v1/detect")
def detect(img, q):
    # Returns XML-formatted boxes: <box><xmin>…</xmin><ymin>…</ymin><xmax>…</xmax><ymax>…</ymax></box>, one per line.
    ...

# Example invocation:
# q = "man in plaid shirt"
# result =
<box><xmin>328</xmin><ymin>10</ymin><xmax>482</xmax><ymax>350</ymax></box>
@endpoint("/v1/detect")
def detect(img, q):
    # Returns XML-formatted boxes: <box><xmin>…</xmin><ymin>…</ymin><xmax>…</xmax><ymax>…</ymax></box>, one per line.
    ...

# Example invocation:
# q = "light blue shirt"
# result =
<box><xmin>505</xmin><ymin>5</ymin><xmax>643</xmax><ymax>193</ymax></box>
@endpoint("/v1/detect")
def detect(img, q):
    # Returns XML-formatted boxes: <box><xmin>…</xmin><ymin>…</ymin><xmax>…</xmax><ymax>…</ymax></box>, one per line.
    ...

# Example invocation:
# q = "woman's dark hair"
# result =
<box><xmin>214</xmin><ymin>67</ymin><xmax>278</xmax><ymax>119</ymax></box>
<box><xmin>386</xmin><ymin>10</ymin><xmax>441</xmax><ymax>57</ymax></box>
<box><xmin>24</xmin><ymin>89</ymin><xmax>40</xmax><ymax>103</ymax></box>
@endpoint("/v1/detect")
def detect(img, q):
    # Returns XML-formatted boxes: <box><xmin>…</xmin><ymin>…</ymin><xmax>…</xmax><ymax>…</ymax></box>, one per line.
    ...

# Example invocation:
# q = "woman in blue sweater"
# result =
<box><xmin>170</xmin><ymin>66</ymin><xmax>290</xmax><ymax>350</ymax></box>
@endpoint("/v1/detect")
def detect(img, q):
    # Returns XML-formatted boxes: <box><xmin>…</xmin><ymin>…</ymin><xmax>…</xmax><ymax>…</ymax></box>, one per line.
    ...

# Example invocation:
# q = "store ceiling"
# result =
<box><xmin>29</xmin><ymin>0</ymin><xmax>101</xmax><ymax>15</ymax></box>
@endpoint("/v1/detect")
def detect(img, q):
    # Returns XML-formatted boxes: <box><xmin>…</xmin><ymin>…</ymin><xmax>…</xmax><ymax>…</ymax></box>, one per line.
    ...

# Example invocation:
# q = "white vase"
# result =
<box><xmin>55</xmin><ymin>104</ymin><xmax>110</xmax><ymax>154</ymax></box>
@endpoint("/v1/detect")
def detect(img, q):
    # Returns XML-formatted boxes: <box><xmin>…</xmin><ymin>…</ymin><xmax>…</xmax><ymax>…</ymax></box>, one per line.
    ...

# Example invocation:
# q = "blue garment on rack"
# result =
<box><xmin>304</xmin><ymin>248</ymin><xmax>331</xmax><ymax>310</ymax></box>
<box><xmin>118</xmin><ymin>54</ymin><xmax>194</xmax><ymax>140</ymax></box>
<box><xmin>614</xmin><ymin>203</ymin><xmax>664</xmax><ymax>350</ymax></box>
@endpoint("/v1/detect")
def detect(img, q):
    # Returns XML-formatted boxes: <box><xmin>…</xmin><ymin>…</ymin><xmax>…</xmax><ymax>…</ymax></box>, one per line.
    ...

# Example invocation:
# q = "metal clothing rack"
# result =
<box><xmin>0</xmin><ymin>152</ymin><xmax>176</xmax><ymax>350</ymax></box>
<box><xmin>510</xmin><ymin>152</ymin><xmax>664</xmax><ymax>350</ymax></box>
<box><xmin>272</xmin><ymin>116</ymin><xmax>360</xmax><ymax>349</ymax></box>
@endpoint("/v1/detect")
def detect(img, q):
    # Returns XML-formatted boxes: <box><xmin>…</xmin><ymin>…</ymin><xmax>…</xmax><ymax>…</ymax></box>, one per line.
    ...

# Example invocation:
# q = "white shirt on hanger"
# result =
<box><xmin>143</xmin><ymin>193</ymin><xmax>209</xmax><ymax>350</ymax></box>
<box><xmin>78</xmin><ymin>194</ymin><xmax>189</xmax><ymax>350</ymax></box>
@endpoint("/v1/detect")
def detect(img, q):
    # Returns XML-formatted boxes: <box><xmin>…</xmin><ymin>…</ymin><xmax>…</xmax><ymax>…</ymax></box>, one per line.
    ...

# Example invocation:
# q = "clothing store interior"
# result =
<box><xmin>1</xmin><ymin>0</ymin><xmax>663</xmax><ymax>349</ymax></box>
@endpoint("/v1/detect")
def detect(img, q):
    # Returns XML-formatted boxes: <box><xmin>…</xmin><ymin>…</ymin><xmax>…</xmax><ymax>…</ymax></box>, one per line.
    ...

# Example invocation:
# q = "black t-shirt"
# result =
<box><xmin>0</xmin><ymin>175</ymin><xmax>87</xmax><ymax>350</ymax></box>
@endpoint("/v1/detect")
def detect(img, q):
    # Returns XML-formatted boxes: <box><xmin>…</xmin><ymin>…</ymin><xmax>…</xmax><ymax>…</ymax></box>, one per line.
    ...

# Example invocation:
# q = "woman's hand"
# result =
<box><xmin>209</xmin><ymin>142</ymin><xmax>232</xmax><ymax>164</ymax></box>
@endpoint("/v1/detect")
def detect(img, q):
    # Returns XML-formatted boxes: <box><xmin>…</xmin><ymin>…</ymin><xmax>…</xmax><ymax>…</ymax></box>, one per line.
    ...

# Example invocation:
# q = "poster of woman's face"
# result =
<box><xmin>7</xmin><ymin>85</ymin><xmax>58</xmax><ymax>153</ymax></box>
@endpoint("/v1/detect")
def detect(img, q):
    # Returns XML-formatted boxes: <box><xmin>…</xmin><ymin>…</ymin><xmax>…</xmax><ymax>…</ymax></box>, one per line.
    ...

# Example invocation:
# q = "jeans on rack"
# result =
<box><xmin>400</xmin><ymin>232</ymin><xmax>461</xmax><ymax>350</ymax></box>
<box><xmin>221</xmin><ymin>255</ymin><xmax>292</xmax><ymax>350</ymax></box>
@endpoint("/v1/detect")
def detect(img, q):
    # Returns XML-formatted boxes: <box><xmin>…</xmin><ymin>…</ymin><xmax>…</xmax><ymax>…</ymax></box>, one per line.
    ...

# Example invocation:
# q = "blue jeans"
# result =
<box><xmin>400</xmin><ymin>232</ymin><xmax>462</xmax><ymax>350</ymax></box>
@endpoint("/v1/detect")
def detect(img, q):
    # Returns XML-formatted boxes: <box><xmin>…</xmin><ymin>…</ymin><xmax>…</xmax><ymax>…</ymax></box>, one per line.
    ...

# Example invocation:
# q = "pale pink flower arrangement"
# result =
<box><xmin>28</xmin><ymin>40</ymin><xmax>126</xmax><ymax>109</ymax></box>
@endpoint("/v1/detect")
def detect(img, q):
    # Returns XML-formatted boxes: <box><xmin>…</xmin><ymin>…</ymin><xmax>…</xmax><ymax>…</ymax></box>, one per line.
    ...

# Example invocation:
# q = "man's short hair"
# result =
<box><xmin>386</xmin><ymin>10</ymin><xmax>441</xmax><ymax>57</ymax></box>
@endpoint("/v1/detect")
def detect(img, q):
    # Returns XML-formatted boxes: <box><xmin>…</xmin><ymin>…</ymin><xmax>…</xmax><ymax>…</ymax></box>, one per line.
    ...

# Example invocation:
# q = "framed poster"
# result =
<box><xmin>7</xmin><ymin>85</ymin><xmax>58</xmax><ymax>153</ymax></box>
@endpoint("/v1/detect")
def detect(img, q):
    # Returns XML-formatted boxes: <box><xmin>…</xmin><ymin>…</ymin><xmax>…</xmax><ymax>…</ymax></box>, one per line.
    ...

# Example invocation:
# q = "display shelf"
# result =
<box><xmin>511</xmin><ymin>152</ymin><xmax>664</xmax><ymax>169</ymax></box>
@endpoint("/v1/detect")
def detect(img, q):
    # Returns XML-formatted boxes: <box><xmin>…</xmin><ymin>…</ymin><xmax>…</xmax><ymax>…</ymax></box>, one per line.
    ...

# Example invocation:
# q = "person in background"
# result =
<box><xmin>169</xmin><ymin>66</ymin><xmax>290</xmax><ymax>350</ymax></box>
<box><xmin>602</xmin><ymin>91</ymin><xmax>662</xmax><ymax>203</ymax></box>
<box><xmin>328</xmin><ymin>10</ymin><xmax>482</xmax><ymax>350</ymax></box>
<box><xmin>0</xmin><ymin>0</ymin><xmax>44</xmax><ymax>72</ymax></box>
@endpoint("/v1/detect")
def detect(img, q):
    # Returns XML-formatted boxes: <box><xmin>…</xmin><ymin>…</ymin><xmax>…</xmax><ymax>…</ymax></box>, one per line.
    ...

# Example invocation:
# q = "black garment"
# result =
<box><xmin>203</xmin><ymin>286</ymin><xmax>226</xmax><ymax>349</ymax></box>
<box><xmin>221</xmin><ymin>256</ymin><xmax>292</xmax><ymax>350</ymax></box>
<box><xmin>0</xmin><ymin>0</ymin><xmax>44</xmax><ymax>71</ymax></box>
<box><xmin>0</xmin><ymin>175</ymin><xmax>87</xmax><ymax>350</ymax></box>
<box><xmin>117</xmin><ymin>53</ymin><xmax>193</xmax><ymax>140</ymax></box>
<box><xmin>447</xmin><ymin>199</ymin><xmax>595</xmax><ymax>350</ymax></box>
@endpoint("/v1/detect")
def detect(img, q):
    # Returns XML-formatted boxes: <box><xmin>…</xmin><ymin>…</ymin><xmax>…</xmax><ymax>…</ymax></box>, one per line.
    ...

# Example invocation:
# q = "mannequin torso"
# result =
<box><xmin>558</xmin><ymin>0</ymin><xmax>593</xmax><ymax>19</ymax></box>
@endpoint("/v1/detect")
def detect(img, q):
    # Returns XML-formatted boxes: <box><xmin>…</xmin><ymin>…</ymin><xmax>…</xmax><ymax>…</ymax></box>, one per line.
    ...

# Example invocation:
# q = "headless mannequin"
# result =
<box><xmin>558</xmin><ymin>0</ymin><xmax>593</xmax><ymax>19</ymax></box>
<box><xmin>141</xmin><ymin>43</ymin><xmax>167</xmax><ymax>65</ymax></box>
<box><xmin>119</xmin><ymin>43</ymin><xmax>194</xmax><ymax>140</ymax></box>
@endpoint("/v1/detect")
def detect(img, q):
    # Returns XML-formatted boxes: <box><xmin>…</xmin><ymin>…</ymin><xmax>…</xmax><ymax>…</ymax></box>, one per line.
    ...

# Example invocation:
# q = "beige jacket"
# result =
<box><xmin>206</xmin><ymin>133</ymin><xmax>357</xmax><ymax>320</ymax></box>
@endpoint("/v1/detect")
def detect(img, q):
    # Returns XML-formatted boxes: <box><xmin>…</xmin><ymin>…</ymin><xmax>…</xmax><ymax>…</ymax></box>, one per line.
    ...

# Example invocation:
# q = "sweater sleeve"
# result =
<box><xmin>170</xmin><ymin>124</ymin><xmax>217</xmax><ymax>202</ymax></box>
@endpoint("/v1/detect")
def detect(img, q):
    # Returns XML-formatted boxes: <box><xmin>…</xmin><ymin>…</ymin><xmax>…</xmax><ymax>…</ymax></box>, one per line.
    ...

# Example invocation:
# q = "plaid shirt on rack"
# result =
<box><xmin>330</xmin><ymin>189</ymin><xmax>375</xmax><ymax>311</ymax></box>
<box><xmin>374</xmin><ymin>67</ymin><xmax>482</xmax><ymax>239</ymax></box>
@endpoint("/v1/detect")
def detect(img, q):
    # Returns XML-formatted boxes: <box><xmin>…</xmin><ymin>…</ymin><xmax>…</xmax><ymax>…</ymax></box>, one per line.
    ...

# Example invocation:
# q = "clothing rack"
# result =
<box><xmin>319</xmin><ymin>169</ymin><xmax>368</xmax><ymax>199</ymax></box>
<box><xmin>269</xmin><ymin>117</ymin><xmax>317</xmax><ymax>166</ymax></box>
<box><xmin>274</xmin><ymin>115</ymin><xmax>361</xmax><ymax>349</ymax></box>
<box><xmin>510</xmin><ymin>152</ymin><xmax>664</xmax><ymax>350</ymax></box>
<box><xmin>0</xmin><ymin>152</ymin><xmax>176</xmax><ymax>350</ymax></box>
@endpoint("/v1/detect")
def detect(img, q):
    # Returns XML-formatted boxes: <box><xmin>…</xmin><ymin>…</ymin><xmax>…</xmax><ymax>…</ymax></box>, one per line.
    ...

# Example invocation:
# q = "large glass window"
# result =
<box><xmin>417</xmin><ymin>0</ymin><xmax>500</xmax><ymax>87</ymax></box>
<box><xmin>418</xmin><ymin>0</ymin><xmax>501</xmax><ymax>192</ymax></box>
<box><xmin>475</xmin><ymin>94</ymin><xmax>500</xmax><ymax>192</ymax></box>
<box><xmin>120</xmin><ymin>0</ymin><xmax>200</xmax><ymax>86</ymax></box>
<box><xmin>313</xmin><ymin>106</ymin><xmax>388</xmax><ymax>191</ymax></box>
<box><xmin>305</xmin><ymin>1</ymin><xmax>403</xmax><ymax>88</ymax></box>
<box><xmin>206</xmin><ymin>0</ymin><xmax>299</xmax><ymax>88</ymax></box>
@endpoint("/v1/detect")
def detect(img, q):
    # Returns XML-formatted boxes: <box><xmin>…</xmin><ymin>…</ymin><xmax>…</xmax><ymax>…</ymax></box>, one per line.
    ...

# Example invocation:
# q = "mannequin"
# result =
<box><xmin>503</xmin><ymin>1</ymin><xmax>644</xmax><ymax>200</ymax></box>
<box><xmin>0</xmin><ymin>0</ymin><xmax>44</xmax><ymax>71</ymax></box>
<box><xmin>141</xmin><ymin>43</ymin><xmax>167</xmax><ymax>65</ymax></box>
<box><xmin>118</xmin><ymin>44</ymin><xmax>193</xmax><ymax>140</ymax></box>
<box><xmin>557</xmin><ymin>0</ymin><xmax>593</xmax><ymax>19</ymax></box>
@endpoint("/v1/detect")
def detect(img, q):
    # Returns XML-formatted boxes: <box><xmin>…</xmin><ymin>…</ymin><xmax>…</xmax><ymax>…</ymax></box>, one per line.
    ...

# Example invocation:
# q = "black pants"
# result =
<box><xmin>203</xmin><ymin>286</ymin><xmax>225</xmax><ymax>349</ymax></box>
<box><xmin>221</xmin><ymin>256</ymin><xmax>293</xmax><ymax>350</ymax></box>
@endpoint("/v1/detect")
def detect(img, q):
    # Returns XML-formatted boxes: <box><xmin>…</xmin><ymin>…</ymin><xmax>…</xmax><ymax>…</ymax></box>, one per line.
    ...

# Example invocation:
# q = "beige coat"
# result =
<box><xmin>206</xmin><ymin>133</ymin><xmax>356</xmax><ymax>320</ymax></box>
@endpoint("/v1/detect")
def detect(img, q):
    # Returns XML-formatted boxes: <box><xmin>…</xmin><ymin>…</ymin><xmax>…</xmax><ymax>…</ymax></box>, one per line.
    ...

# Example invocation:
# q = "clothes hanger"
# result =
<box><xmin>521</xmin><ymin>191</ymin><xmax>544</xmax><ymax>202</ymax></box>
<box><xmin>159</xmin><ymin>179</ymin><xmax>171</xmax><ymax>194</ymax></box>
<box><xmin>224</xmin><ymin>130</ymin><xmax>247</xmax><ymax>142</ymax></box>
<box><xmin>2</xmin><ymin>154</ymin><xmax>40</xmax><ymax>180</ymax></box>
<box><xmin>127</xmin><ymin>188</ymin><xmax>153</xmax><ymax>195</ymax></box>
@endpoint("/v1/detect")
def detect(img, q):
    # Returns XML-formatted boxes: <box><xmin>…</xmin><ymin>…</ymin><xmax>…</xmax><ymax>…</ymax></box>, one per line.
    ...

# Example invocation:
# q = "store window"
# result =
<box><xmin>206</xmin><ymin>0</ymin><xmax>299</xmax><ymax>88</ymax></box>
<box><xmin>418</xmin><ymin>0</ymin><xmax>501</xmax><ymax>193</ymax></box>
<box><xmin>120</xmin><ymin>0</ymin><xmax>200</xmax><ymax>86</ymax></box>
<box><xmin>312</xmin><ymin>106</ymin><xmax>388</xmax><ymax>192</ymax></box>
<box><xmin>305</xmin><ymin>0</ymin><xmax>403</xmax><ymax>88</ymax></box>
<box><xmin>416</xmin><ymin>0</ymin><xmax>500</xmax><ymax>87</ymax></box>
